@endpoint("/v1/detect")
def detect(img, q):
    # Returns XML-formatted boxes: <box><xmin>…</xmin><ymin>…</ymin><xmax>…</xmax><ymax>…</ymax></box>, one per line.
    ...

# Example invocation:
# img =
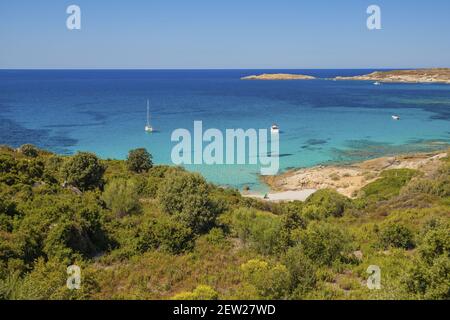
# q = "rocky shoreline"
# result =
<box><xmin>241</xmin><ymin>69</ymin><xmax>450</xmax><ymax>84</ymax></box>
<box><xmin>334</xmin><ymin>68</ymin><xmax>450</xmax><ymax>84</ymax></box>
<box><xmin>258</xmin><ymin>151</ymin><xmax>448</xmax><ymax>200</ymax></box>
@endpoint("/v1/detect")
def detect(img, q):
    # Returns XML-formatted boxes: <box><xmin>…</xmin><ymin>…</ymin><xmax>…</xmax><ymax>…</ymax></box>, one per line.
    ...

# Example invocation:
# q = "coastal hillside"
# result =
<box><xmin>0</xmin><ymin>144</ymin><xmax>449</xmax><ymax>300</ymax></box>
<box><xmin>334</xmin><ymin>68</ymin><xmax>450</xmax><ymax>84</ymax></box>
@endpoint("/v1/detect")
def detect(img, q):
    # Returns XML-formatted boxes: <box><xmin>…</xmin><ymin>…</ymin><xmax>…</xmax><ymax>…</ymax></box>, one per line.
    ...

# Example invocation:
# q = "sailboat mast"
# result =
<box><xmin>146</xmin><ymin>99</ymin><xmax>150</xmax><ymax>126</ymax></box>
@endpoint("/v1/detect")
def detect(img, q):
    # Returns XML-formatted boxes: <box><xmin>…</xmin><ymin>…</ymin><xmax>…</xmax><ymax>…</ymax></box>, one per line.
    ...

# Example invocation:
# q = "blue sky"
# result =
<box><xmin>1</xmin><ymin>0</ymin><xmax>449</xmax><ymax>69</ymax></box>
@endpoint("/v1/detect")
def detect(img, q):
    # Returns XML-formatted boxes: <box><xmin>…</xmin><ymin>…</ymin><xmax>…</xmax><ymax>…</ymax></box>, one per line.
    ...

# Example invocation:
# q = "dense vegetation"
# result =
<box><xmin>0</xmin><ymin>145</ymin><xmax>449</xmax><ymax>300</ymax></box>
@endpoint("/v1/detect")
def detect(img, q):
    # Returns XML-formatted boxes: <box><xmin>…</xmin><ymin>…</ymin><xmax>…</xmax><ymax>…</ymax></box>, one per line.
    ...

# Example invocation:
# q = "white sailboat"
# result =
<box><xmin>145</xmin><ymin>99</ymin><xmax>153</xmax><ymax>132</ymax></box>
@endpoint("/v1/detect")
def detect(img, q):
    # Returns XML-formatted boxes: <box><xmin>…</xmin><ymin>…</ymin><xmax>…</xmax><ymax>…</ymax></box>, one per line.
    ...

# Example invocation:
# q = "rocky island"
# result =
<box><xmin>241</xmin><ymin>73</ymin><xmax>316</xmax><ymax>80</ymax></box>
<box><xmin>334</xmin><ymin>68</ymin><xmax>450</xmax><ymax>84</ymax></box>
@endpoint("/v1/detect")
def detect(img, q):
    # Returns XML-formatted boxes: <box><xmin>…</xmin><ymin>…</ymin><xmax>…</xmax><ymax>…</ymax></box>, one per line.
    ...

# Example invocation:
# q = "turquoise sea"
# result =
<box><xmin>1</xmin><ymin>69</ymin><xmax>449</xmax><ymax>192</ymax></box>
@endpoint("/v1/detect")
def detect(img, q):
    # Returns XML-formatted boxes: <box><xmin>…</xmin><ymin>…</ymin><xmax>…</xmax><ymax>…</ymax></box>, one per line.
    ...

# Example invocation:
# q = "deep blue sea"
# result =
<box><xmin>1</xmin><ymin>69</ymin><xmax>450</xmax><ymax>191</ymax></box>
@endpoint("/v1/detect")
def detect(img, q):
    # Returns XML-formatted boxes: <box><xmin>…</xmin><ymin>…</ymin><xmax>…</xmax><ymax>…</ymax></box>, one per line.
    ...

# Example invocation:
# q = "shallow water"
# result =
<box><xmin>1</xmin><ymin>69</ymin><xmax>449</xmax><ymax>191</ymax></box>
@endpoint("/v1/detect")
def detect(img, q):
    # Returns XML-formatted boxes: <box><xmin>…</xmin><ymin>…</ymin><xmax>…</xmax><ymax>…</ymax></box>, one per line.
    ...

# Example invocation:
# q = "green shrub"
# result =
<box><xmin>403</xmin><ymin>255</ymin><xmax>450</xmax><ymax>299</ymax></box>
<box><xmin>418</xmin><ymin>223</ymin><xmax>450</xmax><ymax>264</ymax></box>
<box><xmin>143</xmin><ymin>176</ymin><xmax>163</xmax><ymax>198</ymax></box>
<box><xmin>157</xmin><ymin>171</ymin><xmax>219</xmax><ymax>234</ymax></box>
<box><xmin>0</xmin><ymin>197</ymin><xmax>17</xmax><ymax>218</ymax></box>
<box><xmin>360</xmin><ymin>169</ymin><xmax>418</xmax><ymax>202</ymax></box>
<box><xmin>12</xmin><ymin>193</ymin><xmax>110</xmax><ymax>262</ymax></box>
<box><xmin>43</xmin><ymin>155</ymin><xmax>65</xmax><ymax>183</ymax></box>
<box><xmin>232</xmin><ymin>208</ymin><xmax>285</xmax><ymax>255</ymax></box>
<box><xmin>14</xmin><ymin>258</ymin><xmax>98</xmax><ymax>300</ymax></box>
<box><xmin>0</xmin><ymin>154</ymin><xmax>45</xmax><ymax>186</ymax></box>
<box><xmin>278</xmin><ymin>202</ymin><xmax>306</xmax><ymax>247</ymax></box>
<box><xmin>102</xmin><ymin>178</ymin><xmax>141</xmax><ymax>217</ymax></box>
<box><xmin>203</xmin><ymin>227</ymin><xmax>227</xmax><ymax>246</ymax></box>
<box><xmin>138</xmin><ymin>216</ymin><xmax>193</xmax><ymax>254</ymax></box>
<box><xmin>126</xmin><ymin>148</ymin><xmax>153</xmax><ymax>173</ymax></box>
<box><xmin>240</xmin><ymin>259</ymin><xmax>290</xmax><ymax>299</ymax></box>
<box><xmin>138</xmin><ymin>166</ymin><xmax>186</xmax><ymax>198</ymax></box>
<box><xmin>282</xmin><ymin>246</ymin><xmax>317</xmax><ymax>298</ymax></box>
<box><xmin>296</xmin><ymin>221</ymin><xmax>353</xmax><ymax>266</ymax></box>
<box><xmin>0</xmin><ymin>144</ymin><xmax>448</xmax><ymax>300</ymax></box>
<box><xmin>379</xmin><ymin>224</ymin><xmax>414</xmax><ymax>249</ymax></box>
<box><xmin>302</xmin><ymin>189</ymin><xmax>350</xmax><ymax>219</ymax></box>
<box><xmin>62</xmin><ymin>152</ymin><xmax>105</xmax><ymax>191</ymax></box>
<box><xmin>19</xmin><ymin>144</ymin><xmax>39</xmax><ymax>158</ymax></box>
<box><xmin>280</xmin><ymin>201</ymin><xmax>306</xmax><ymax>230</ymax></box>
<box><xmin>0</xmin><ymin>154</ymin><xmax>16</xmax><ymax>171</ymax></box>
<box><xmin>172</xmin><ymin>285</ymin><xmax>218</xmax><ymax>300</ymax></box>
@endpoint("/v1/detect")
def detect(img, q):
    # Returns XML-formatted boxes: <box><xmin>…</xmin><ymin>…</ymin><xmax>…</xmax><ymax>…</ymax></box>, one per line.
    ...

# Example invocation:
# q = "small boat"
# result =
<box><xmin>145</xmin><ymin>99</ymin><xmax>153</xmax><ymax>132</ymax></box>
<box><xmin>374</xmin><ymin>81</ymin><xmax>381</xmax><ymax>86</ymax></box>
<box><xmin>270</xmin><ymin>124</ymin><xmax>280</xmax><ymax>134</ymax></box>
<box><xmin>392</xmin><ymin>115</ymin><xmax>400</xmax><ymax>120</ymax></box>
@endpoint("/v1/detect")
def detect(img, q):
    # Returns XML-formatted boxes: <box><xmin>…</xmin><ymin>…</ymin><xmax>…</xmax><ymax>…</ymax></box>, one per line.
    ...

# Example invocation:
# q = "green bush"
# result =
<box><xmin>62</xmin><ymin>152</ymin><xmax>105</xmax><ymax>191</ymax></box>
<box><xmin>296</xmin><ymin>221</ymin><xmax>353</xmax><ymax>266</ymax></box>
<box><xmin>12</xmin><ymin>193</ymin><xmax>110</xmax><ymax>262</ymax></box>
<box><xmin>171</xmin><ymin>285</ymin><xmax>219</xmax><ymax>300</ymax></box>
<box><xmin>13</xmin><ymin>258</ymin><xmax>98</xmax><ymax>300</ymax></box>
<box><xmin>126</xmin><ymin>148</ymin><xmax>153</xmax><ymax>173</ymax></box>
<box><xmin>302</xmin><ymin>189</ymin><xmax>350</xmax><ymax>219</ymax></box>
<box><xmin>137</xmin><ymin>216</ymin><xmax>193</xmax><ymax>254</ymax></box>
<box><xmin>43</xmin><ymin>155</ymin><xmax>65</xmax><ymax>183</ymax></box>
<box><xmin>282</xmin><ymin>246</ymin><xmax>317</xmax><ymax>298</ymax></box>
<box><xmin>403</xmin><ymin>255</ymin><xmax>450</xmax><ymax>300</ymax></box>
<box><xmin>139</xmin><ymin>166</ymin><xmax>186</xmax><ymax>198</ymax></box>
<box><xmin>0</xmin><ymin>196</ymin><xmax>17</xmax><ymax>218</ymax></box>
<box><xmin>0</xmin><ymin>154</ymin><xmax>45</xmax><ymax>186</ymax></box>
<box><xmin>232</xmin><ymin>208</ymin><xmax>285</xmax><ymax>255</ymax></box>
<box><xmin>280</xmin><ymin>201</ymin><xmax>306</xmax><ymax>230</ymax></box>
<box><xmin>240</xmin><ymin>259</ymin><xmax>290</xmax><ymax>299</ymax></box>
<box><xmin>379</xmin><ymin>224</ymin><xmax>415</xmax><ymax>249</ymax></box>
<box><xmin>19</xmin><ymin>144</ymin><xmax>39</xmax><ymax>158</ymax></box>
<box><xmin>360</xmin><ymin>169</ymin><xmax>418</xmax><ymax>202</ymax></box>
<box><xmin>402</xmin><ymin>214</ymin><xmax>450</xmax><ymax>299</ymax></box>
<box><xmin>157</xmin><ymin>171</ymin><xmax>219</xmax><ymax>234</ymax></box>
<box><xmin>0</xmin><ymin>144</ymin><xmax>448</xmax><ymax>300</ymax></box>
<box><xmin>102</xmin><ymin>178</ymin><xmax>141</xmax><ymax>217</ymax></box>
<box><xmin>203</xmin><ymin>227</ymin><xmax>227</xmax><ymax>246</ymax></box>
<box><xmin>418</xmin><ymin>223</ymin><xmax>450</xmax><ymax>264</ymax></box>
<box><xmin>278</xmin><ymin>202</ymin><xmax>306</xmax><ymax>247</ymax></box>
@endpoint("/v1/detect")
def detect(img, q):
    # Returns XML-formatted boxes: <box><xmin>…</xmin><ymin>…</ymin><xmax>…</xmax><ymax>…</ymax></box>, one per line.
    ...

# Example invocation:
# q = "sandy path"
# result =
<box><xmin>243</xmin><ymin>189</ymin><xmax>317</xmax><ymax>202</ymax></box>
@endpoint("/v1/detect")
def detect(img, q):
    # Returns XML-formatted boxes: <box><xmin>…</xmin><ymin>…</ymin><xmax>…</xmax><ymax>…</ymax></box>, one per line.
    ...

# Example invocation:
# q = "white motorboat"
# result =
<box><xmin>392</xmin><ymin>115</ymin><xmax>400</xmax><ymax>120</ymax></box>
<box><xmin>271</xmin><ymin>124</ymin><xmax>280</xmax><ymax>134</ymax></box>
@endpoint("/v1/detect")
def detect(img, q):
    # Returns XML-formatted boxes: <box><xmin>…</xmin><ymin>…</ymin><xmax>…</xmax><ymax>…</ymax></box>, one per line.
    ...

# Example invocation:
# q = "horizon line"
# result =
<box><xmin>1</xmin><ymin>67</ymin><xmax>447</xmax><ymax>71</ymax></box>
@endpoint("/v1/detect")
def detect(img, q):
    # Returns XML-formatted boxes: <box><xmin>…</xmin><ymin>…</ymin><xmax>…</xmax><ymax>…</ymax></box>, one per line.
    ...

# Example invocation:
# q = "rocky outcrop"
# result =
<box><xmin>334</xmin><ymin>68</ymin><xmax>450</xmax><ymax>84</ymax></box>
<box><xmin>241</xmin><ymin>73</ymin><xmax>316</xmax><ymax>80</ymax></box>
<box><xmin>262</xmin><ymin>152</ymin><xmax>447</xmax><ymax>198</ymax></box>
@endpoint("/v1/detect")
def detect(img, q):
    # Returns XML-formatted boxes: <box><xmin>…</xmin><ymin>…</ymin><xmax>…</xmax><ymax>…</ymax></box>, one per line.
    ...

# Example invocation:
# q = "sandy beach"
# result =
<box><xmin>244</xmin><ymin>151</ymin><xmax>448</xmax><ymax>202</ymax></box>
<box><xmin>243</xmin><ymin>189</ymin><xmax>317</xmax><ymax>202</ymax></box>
